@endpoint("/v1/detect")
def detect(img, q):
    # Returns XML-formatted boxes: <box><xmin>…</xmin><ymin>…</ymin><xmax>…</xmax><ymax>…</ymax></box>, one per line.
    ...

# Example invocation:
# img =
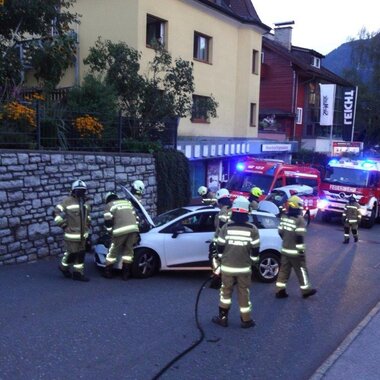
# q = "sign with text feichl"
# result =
<box><xmin>342</xmin><ymin>86</ymin><xmax>358</xmax><ymax>142</ymax></box>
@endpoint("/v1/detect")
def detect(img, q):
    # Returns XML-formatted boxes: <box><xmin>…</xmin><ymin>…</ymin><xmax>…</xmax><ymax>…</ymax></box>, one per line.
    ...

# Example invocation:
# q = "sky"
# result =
<box><xmin>253</xmin><ymin>0</ymin><xmax>380</xmax><ymax>55</ymax></box>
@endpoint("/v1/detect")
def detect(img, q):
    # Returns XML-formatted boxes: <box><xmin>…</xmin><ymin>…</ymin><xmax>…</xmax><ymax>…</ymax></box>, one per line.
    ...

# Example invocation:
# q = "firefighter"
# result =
<box><xmin>103</xmin><ymin>192</ymin><xmax>140</xmax><ymax>280</ymax></box>
<box><xmin>209</xmin><ymin>188</ymin><xmax>232</xmax><ymax>289</ymax></box>
<box><xmin>198</xmin><ymin>185</ymin><xmax>217</xmax><ymax>206</ymax></box>
<box><xmin>54</xmin><ymin>179</ymin><xmax>91</xmax><ymax>282</ymax></box>
<box><xmin>212</xmin><ymin>196</ymin><xmax>260</xmax><ymax>329</ymax></box>
<box><xmin>131</xmin><ymin>180</ymin><xmax>145</xmax><ymax>200</ymax></box>
<box><xmin>275</xmin><ymin>195</ymin><xmax>317</xmax><ymax>299</ymax></box>
<box><xmin>249</xmin><ymin>187</ymin><xmax>263</xmax><ymax>211</ymax></box>
<box><xmin>342</xmin><ymin>195</ymin><xmax>361</xmax><ymax>243</ymax></box>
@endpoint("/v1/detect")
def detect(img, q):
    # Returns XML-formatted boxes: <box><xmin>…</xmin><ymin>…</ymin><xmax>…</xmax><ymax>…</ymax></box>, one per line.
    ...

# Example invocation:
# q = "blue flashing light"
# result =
<box><xmin>236</xmin><ymin>162</ymin><xmax>245</xmax><ymax>171</ymax></box>
<box><xmin>328</xmin><ymin>159</ymin><xmax>339</xmax><ymax>166</ymax></box>
<box><xmin>361</xmin><ymin>160</ymin><xmax>375</xmax><ymax>170</ymax></box>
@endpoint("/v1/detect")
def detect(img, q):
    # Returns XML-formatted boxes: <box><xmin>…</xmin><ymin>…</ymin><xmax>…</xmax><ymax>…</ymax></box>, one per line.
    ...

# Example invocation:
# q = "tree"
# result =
<box><xmin>0</xmin><ymin>0</ymin><xmax>79</xmax><ymax>100</ymax></box>
<box><xmin>342</xmin><ymin>28</ymin><xmax>380</xmax><ymax>146</ymax></box>
<box><xmin>84</xmin><ymin>38</ymin><xmax>218</xmax><ymax>139</ymax></box>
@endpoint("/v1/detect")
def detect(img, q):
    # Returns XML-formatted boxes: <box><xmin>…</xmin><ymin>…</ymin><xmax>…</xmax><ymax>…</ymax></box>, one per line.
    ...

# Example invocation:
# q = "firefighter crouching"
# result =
<box><xmin>275</xmin><ymin>195</ymin><xmax>317</xmax><ymax>299</ymax></box>
<box><xmin>249</xmin><ymin>186</ymin><xmax>263</xmax><ymax>211</ymax></box>
<box><xmin>342</xmin><ymin>195</ymin><xmax>361</xmax><ymax>244</ymax></box>
<box><xmin>198</xmin><ymin>185</ymin><xmax>217</xmax><ymax>206</ymax></box>
<box><xmin>209</xmin><ymin>188</ymin><xmax>232</xmax><ymax>289</ymax></box>
<box><xmin>54</xmin><ymin>180</ymin><xmax>91</xmax><ymax>282</ymax></box>
<box><xmin>212</xmin><ymin>196</ymin><xmax>260</xmax><ymax>329</ymax></box>
<box><xmin>103</xmin><ymin>192</ymin><xmax>140</xmax><ymax>280</ymax></box>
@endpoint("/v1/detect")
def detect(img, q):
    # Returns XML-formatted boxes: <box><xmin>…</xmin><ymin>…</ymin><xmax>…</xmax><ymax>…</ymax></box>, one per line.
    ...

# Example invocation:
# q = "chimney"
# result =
<box><xmin>273</xmin><ymin>21</ymin><xmax>294</xmax><ymax>51</ymax></box>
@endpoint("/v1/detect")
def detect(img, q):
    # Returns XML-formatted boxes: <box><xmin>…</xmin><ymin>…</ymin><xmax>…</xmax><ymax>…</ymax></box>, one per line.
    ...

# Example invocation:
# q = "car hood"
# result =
<box><xmin>257</xmin><ymin>200</ymin><xmax>280</xmax><ymax>215</ymax></box>
<box><xmin>118</xmin><ymin>184</ymin><xmax>155</xmax><ymax>228</ymax></box>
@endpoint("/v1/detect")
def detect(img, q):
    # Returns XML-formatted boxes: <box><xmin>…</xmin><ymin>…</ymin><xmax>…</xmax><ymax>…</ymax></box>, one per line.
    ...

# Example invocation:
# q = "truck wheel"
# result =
<box><xmin>362</xmin><ymin>205</ymin><xmax>376</xmax><ymax>229</ymax></box>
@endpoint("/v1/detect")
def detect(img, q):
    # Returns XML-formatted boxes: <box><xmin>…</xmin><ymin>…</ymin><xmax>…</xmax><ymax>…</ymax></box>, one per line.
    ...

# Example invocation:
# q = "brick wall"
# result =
<box><xmin>0</xmin><ymin>151</ymin><xmax>156</xmax><ymax>265</ymax></box>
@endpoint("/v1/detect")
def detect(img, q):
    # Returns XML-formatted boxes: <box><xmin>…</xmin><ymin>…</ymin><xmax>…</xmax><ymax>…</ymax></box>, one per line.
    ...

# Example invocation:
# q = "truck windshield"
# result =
<box><xmin>324</xmin><ymin>167</ymin><xmax>369</xmax><ymax>187</ymax></box>
<box><xmin>226</xmin><ymin>172</ymin><xmax>274</xmax><ymax>194</ymax></box>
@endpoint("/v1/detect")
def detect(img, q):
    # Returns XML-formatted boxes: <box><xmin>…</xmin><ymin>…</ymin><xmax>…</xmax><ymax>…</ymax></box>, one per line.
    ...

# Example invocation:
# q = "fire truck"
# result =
<box><xmin>318</xmin><ymin>157</ymin><xmax>380</xmax><ymax>228</ymax></box>
<box><xmin>225</xmin><ymin>158</ymin><xmax>321</xmax><ymax>220</ymax></box>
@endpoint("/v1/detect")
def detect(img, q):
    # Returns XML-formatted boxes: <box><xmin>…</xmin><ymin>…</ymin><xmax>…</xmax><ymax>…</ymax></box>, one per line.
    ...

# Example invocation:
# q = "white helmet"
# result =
<box><xmin>132</xmin><ymin>180</ymin><xmax>145</xmax><ymax>195</ymax></box>
<box><xmin>216</xmin><ymin>188</ymin><xmax>230</xmax><ymax>200</ymax></box>
<box><xmin>198</xmin><ymin>186</ymin><xmax>208</xmax><ymax>196</ymax></box>
<box><xmin>71</xmin><ymin>180</ymin><xmax>87</xmax><ymax>191</ymax></box>
<box><xmin>231</xmin><ymin>196</ymin><xmax>250</xmax><ymax>213</ymax></box>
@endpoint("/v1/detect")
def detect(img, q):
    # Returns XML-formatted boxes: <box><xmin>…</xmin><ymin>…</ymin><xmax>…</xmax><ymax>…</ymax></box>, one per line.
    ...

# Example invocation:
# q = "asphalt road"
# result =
<box><xmin>1</xmin><ymin>218</ymin><xmax>380</xmax><ymax>380</ymax></box>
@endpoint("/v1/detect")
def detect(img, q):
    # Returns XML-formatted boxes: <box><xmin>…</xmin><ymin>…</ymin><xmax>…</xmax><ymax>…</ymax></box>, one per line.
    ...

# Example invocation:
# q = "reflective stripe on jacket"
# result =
<box><xmin>104</xmin><ymin>199</ymin><xmax>139</xmax><ymax>237</ymax></box>
<box><xmin>278</xmin><ymin>215</ymin><xmax>306</xmax><ymax>256</ymax></box>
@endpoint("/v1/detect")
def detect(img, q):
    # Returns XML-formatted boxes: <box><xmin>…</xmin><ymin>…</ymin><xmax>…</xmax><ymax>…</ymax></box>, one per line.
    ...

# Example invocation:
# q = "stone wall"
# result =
<box><xmin>0</xmin><ymin>151</ymin><xmax>156</xmax><ymax>265</ymax></box>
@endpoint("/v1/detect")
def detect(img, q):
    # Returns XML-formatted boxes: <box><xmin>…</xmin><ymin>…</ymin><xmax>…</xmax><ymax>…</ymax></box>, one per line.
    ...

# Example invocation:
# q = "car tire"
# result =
<box><xmin>253</xmin><ymin>251</ymin><xmax>280</xmax><ymax>283</ymax></box>
<box><xmin>131</xmin><ymin>248</ymin><xmax>159</xmax><ymax>278</ymax></box>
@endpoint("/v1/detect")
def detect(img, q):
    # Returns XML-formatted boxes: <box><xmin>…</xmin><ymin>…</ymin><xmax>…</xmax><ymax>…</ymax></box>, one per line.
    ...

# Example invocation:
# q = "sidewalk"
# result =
<box><xmin>310</xmin><ymin>301</ymin><xmax>380</xmax><ymax>379</ymax></box>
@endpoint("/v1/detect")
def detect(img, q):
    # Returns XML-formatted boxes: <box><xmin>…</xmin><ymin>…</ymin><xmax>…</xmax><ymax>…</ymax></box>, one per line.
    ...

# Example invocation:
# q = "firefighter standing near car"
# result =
<box><xmin>54</xmin><ymin>180</ymin><xmax>91</xmax><ymax>282</ymax></box>
<box><xmin>275</xmin><ymin>195</ymin><xmax>317</xmax><ymax>299</ymax></box>
<box><xmin>342</xmin><ymin>195</ymin><xmax>361</xmax><ymax>243</ymax></box>
<box><xmin>212</xmin><ymin>196</ymin><xmax>260</xmax><ymax>329</ymax></box>
<box><xmin>209</xmin><ymin>188</ymin><xmax>232</xmax><ymax>289</ymax></box>
<box><xmin>130</xmin><ymin>179</ymin><xmax>150</xmax><ymax>233</ymax></box>
<box><xmin>131</xmin><ymin>180</ymin><xmax>145</xmax><ymax>201</ymax></box>
<box><xmin>103</xmin><ymin>192</ymin><xmax>140</xmax><ymax>280</ymax></box>
<box><xmin>249</xmin><ymin>187</ymin><xmax>263</xmax><ymax>211</ymax></box>
<box><xmin>198</xmin><ymin>185</ymin><xmax>217</xmax><ymax>206</ymax></box>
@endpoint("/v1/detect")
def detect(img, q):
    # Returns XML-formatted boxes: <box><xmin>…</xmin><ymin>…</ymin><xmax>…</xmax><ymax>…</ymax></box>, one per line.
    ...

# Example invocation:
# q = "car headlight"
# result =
<box><xmin>359</xmin><ymin>207</ymin><xmax>367</xmax><ymax>216</ymax></box>
<box><xmin>317</xmin><ymin>199</ymin><xmax>329</xmax><ymax>210</ymax></box>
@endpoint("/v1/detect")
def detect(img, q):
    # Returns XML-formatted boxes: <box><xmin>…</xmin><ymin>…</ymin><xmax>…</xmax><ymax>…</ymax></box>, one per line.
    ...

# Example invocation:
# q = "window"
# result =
<box><xmin>193</xmin><ymin>32</ymin><xmax>211</xmax><ymax>63</ymax></box>
<box><xmin>296</xmin><ymin>107</ymin><xmax>303</xmax><ymax>124</ymax></box>
<box><xmin>146</xmin><ymin>14</ymin><xmax>167</xmax><ymax>47</ymax></box>
<box><xmin>249</xmin><ymin>103</ymin><xmax>257</xmax><ymax>126</ymax></box>
<box><xmin>192</xmin><ymin>95</ymin><xmax>211</xmax><ymax>123</ymax></box>
<box><xmin>252</xmin><ymin>49</ymin><xmax>259</xmax><ymax>74</ymax></box>
<box><xmin>311</xmin><ymin>56</ymin><xmax>320</xmax><ymax>68</ymax></box>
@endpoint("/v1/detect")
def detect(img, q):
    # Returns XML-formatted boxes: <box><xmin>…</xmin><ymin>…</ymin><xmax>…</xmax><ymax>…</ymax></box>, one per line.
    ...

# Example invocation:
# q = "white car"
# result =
<box><xmin>94</xmin><ymin>186</ymin><xmax>282</xmax><ymax>283</ymax></box>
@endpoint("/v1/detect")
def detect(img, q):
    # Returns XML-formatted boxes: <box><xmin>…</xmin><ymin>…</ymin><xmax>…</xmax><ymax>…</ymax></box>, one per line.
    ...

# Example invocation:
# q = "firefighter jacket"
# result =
<box><xmin>249</xmin><ymin>200</ymin><xmax>259</xmax><ymax>211</ymax></box>
<box><xmin>202</xmin><ymin>191</ymin><xmax>217</xmax><ymax>206</ymax></box>
<box><xmin>213</xmin><ymin>205</ymin><xmax>232</xmax><ymax>242</ymax></box>
<box><xmin>342</xmin><ymin>202</ymin><xmax>361</xmax><ymax>226</ymax></box>
<box><xmin>278</xmin><ymin>214</ymin><xmax>306</xmax><ymax>256</ymax></box>
<box><xmin>54</xmin><ymin>195</ymin><xmax>91</xmax><ymax>242</ymax></box>
<box><xmin>104</xmin><ymin>199</ymin><xmax>139</xmax><ymax>237</ymax></box>
<box><xmin>216</xmin><ymin>221</ymin><xmax>260</xmax><ymax>275</ymax></box>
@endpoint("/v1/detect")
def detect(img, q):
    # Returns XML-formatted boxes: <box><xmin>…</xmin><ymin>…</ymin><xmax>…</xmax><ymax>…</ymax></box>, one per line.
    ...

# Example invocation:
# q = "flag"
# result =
<box><xmin>342</xmin><ymin>87</ymin><xmax>358</xmax><ymax>141</ymax></box>
<box><xmin>319</xmin><ymin>84</ymin><xmax>336</xmax><ymax>126</ymax></box>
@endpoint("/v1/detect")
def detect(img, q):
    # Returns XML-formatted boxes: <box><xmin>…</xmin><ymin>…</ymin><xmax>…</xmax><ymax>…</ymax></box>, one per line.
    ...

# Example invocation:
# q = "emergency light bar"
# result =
<box><xmin>236</xmin><ymin>162</ymin><xmax>245</xmax><ymax>171</ymax></box>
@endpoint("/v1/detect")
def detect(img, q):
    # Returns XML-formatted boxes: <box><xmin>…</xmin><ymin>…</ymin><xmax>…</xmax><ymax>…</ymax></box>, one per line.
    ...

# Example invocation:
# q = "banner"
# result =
<box><xmin>319</xmin><ymin>84</ymin><xmax>336</xmax><ymax>126</ymax></box>
<box><xmin>342</xmin><ymin>86</ymin><xmax>358</xmax><ymax>141</ymax></box>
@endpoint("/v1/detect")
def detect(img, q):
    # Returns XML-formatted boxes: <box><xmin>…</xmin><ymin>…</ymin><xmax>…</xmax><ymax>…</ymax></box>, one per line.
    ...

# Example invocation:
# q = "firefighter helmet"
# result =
<box><xmin>132</xmin><ymin>180</ymin><xmax>145</xmax><ymax>195</ymax></box>
<box><xmin>105</xmin><ymin>192</ymin><xmax>118</xmax><ymax>204</ymax></box>
<box><xmin>287</xmin><ymin>195</ymin><xmax>304</xmax><ymax>209</ymax></box>
<box><xmin>348</xmin><ymin>195</ymin><xmax>357</xmax><ymax>203</ymax></box>
<box><xmin>71</xmin><ymin>180</ymin><xmax>87</xmax><ymax>191</ymax></box>
<box><xmin>250</xmin><ymin>187</ymin><xmax>263</xmax><ymax>198</ymax></box>
<box><xmin>198</xmin><ymin>186</ymin><xmax>208</xmax><ymax>196</ymax></box>
<box><xmin>231</xmin><ymin>196</ymin><xmax>250</xmax><ymax>213</ymax></box>
<box><xmin>216</xmin><ymin>188</ymin><xmax>230</xmax><ymax>200</ymax></box>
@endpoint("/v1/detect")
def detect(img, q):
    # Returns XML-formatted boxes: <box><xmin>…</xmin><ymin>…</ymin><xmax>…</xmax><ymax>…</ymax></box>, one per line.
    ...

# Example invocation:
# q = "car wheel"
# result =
<box><xmin>132</xmin><ymin>249</ymin><xmax>159</xmax><ymax>278</ymax></box>
<box><xmin>253</xmin><ymin>251</ymin><xmax>280</xmax><ymax>283</ymax></box>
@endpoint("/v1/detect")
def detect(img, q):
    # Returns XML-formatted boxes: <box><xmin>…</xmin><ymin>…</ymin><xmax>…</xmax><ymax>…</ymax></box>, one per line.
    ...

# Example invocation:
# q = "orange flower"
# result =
<box><xmin>74</xmin><ymin>115</ymin><xmax>103</xmax><ymax>137</ymax></box>
<box><xmin>3</xmin><ymin>101</ymin><xmax>36</xmax><ymax>128</ymax></box>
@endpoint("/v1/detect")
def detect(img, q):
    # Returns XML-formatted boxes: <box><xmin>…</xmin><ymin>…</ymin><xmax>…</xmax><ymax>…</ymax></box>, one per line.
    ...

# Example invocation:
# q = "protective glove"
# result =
<box><xmin>212</xmin><ymin>257</ymin><xmax>221</xmax><ymax>276</ymax></box>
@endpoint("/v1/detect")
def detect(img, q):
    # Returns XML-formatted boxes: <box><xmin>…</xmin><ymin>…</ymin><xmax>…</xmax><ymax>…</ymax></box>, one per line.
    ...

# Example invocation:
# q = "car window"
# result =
<box><xmin>162</xmin><ymin>211</ymin><xmax>217</xmax><ymax>233</ymax></box>
<box><xmin>250</xmin><ymin>214</ymin><xmax>279</xmax><ymax>229</ymax></box>
<box><xmin>153</xmin><ymin>208</ymin><xmax>190</xmax><ymax>227</ymax></box>
<box><xmin>266</xmin><ymin>190</ymin><xmax>287</xmax><ymax>207</ymax></box>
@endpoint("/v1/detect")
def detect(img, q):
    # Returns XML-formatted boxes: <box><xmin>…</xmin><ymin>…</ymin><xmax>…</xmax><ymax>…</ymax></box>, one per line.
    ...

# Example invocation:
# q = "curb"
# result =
<box><xmin>310</xmin><ymin>300</ymin><xmax>380</xmax><ymax>379</ymax></box>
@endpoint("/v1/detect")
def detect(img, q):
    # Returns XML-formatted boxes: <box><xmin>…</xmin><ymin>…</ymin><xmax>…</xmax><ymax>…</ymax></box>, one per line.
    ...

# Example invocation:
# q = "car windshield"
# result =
<box><xmin>249</xmin><ymin>213</ymin><xmax>279</xmax><ymax>229</ymax></box>
<box><xmin>266</xmin><ymin>190</ymin><xmax>287</xmax><ymax>207</ymax></box>
<box><xmin>153</xmin><ymin>208</ymin><xmax>192</xmax><ymax>227</ymax></box>
<box><xmin>324</xmin><ymin>167</ymin><xmax>369</xmax><ymax>187</ymax></box>
<box><xmin>227</xmin><ymin>172</ymin><xmax>274</xmax><ymax>194</ymax></box>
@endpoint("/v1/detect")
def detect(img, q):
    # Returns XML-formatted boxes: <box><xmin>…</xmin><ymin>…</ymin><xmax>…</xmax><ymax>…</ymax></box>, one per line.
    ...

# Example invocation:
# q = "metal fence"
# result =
<box><xmin>0</xmin><ymin>99</ymin><xmax>178</xmax><ymax>152</ymax></box>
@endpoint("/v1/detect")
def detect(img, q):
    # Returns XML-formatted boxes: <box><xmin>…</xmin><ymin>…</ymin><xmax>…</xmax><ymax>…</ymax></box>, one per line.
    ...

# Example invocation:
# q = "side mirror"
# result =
<box><xmin>172</xmin><ymin>226</ymin><xmax>185</xmax><ymax>238</ymax></box>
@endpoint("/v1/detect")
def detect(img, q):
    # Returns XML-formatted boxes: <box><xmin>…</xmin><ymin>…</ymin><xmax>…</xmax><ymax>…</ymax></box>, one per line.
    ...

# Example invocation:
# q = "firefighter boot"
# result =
<box><xmin>72</xmin><ymin>272</ymin><xmax>90</xmax><ymax>282</ymax></box>
<box><xmin>343</xmin><ymin>238</ymin><xmax>349</xmax><ymax>244</ymax></box>
<box><xmin>102</xmin><ymin>264</ymin><xmax>114</xmax><ymax>279</ymax></box>
<box><xmin>122</xmin><ymin>263</ymin><xmax>131</xmax><ymax>281</ymax></box>
<box><xmin>354</xmin><ymin>235</ymin><xmax>358</xmax><ymax>242</ymax></box>
<box><xmin>241</xmin><ymin>318</ymin><xmax>256</xmax><ymax>329</ymax></box>
<box><xmin>212</xmin><ymin>307</ymin><xmax>229</xmax><ymax>327</ymax></box>
<box><xmin>275</xmin><ymin>289</ymin><xmax>289</xmax><ymax>298</ymax></box>
<box><xmin>209</xmin><ymin>275</ymin><xmax>222</xmax><ymax>289</ymax></box>
<box><xmin>58</xmin><ymin>264</ymin><xmax>72</xmax><ymax>278</ymax></box>
<box><xmin>303</xmin><ymin>288</ymin><xmax>317</xmax><ymax>298</ymax></box>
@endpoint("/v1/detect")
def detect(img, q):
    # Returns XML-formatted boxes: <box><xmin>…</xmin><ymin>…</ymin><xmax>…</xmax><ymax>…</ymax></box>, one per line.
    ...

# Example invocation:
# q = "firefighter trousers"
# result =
<box><xmin>344</xmin><ymin>222</ymin><xmax>359</xmax><ymax>241</ymax></box>
<box><xmin>219</xmin><ymin>273</ymin><xmax>252</xmax><ymax>322</ymax></box>
<box><xmin>276</xmin><ymin>255</ymin><xmax>313</xmax><ymax>295</ymax></box>
<box><xmin>61</xmin><ymin>240</ymin><xmax>87</xmax><ymax>274</ymax></box>
<box><xmin>106</xmin><ymin>232</ymin><xmax>139</xmax><ymax>266</ymax></box>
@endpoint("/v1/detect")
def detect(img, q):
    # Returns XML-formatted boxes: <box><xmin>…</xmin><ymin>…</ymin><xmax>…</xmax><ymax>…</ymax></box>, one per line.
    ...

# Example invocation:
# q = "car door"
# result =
<box><xmin>161</xmin><ymin>210</ymin><xmax>217</xmax><ymax>268</ymax></box>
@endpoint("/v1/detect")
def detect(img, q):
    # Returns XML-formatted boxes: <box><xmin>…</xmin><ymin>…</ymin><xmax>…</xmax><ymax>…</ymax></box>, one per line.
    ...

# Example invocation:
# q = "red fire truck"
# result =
<box><xmin>318</xmin><ymin>157</ymin><xmax>380</xmax><ymax>228</ymax></box>
<box><xmin>226</xmin><ymin>158</ymin><xmax>321</xmax><ymax>220</ymax></box>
